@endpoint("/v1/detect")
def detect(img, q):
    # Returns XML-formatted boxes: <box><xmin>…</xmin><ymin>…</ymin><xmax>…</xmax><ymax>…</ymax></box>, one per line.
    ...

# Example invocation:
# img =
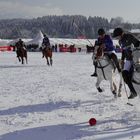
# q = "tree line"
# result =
<box><xmin>0</xmin><ymin>15</ymin><xmax>139</xmax><ymax>39</ymax></box>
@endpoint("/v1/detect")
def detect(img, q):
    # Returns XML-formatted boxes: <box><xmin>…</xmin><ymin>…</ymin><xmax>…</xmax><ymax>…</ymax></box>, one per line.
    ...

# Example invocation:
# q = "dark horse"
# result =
<box><xmin>16</xmin><ymin>48</ymin><xmax>28</xmax><ymax>64</ymax></box>
<box><xmin>43</xmin><ymin>48</ymin><xmax>53</xmax><ymax>66</ymax></box>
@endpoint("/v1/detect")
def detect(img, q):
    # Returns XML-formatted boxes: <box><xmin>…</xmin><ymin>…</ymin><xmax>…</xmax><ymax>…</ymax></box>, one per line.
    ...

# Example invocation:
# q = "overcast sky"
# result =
<box><xmin>0</xmin><ymin>0</ymin><xmax>140</xmax><ymax>23</ymax></box>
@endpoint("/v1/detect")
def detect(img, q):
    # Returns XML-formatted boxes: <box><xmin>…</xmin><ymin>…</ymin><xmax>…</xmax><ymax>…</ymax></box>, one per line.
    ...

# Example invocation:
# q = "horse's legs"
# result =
<box><xmin>18</xmin><ymin>57</ymin><xmax>21</xmax><ymax>62</ymax></box>
<box><xmin>21</xmin><ymin>57</ymin><xmax>24</xmax><ymax>64</ymax></box>
<box><xmin>25</xmin><ymin>57</ymin><xmax>28</xmax><ymax>64</ymax></box>
<box><xmin>109</xmin><ymin>78</ymin><xmax>117</xmax><ymax>97</ymax></box>
<box><xmin>46</xmin><ymin>57</ymin><xmax>50</xmax><ymax>65</ymax></box>
<box><xmin>50</xmin><ymin>58</ymin><xmax>53</xmax><ymax>66</ymax></box>
<box><xmin>112</xmin><ymin>82</ymin><xmax>117</xmax><ymax>97</ymax></box>
<box><xmin>118</xmin><ymin>74</ymin><xmax>122</xmax><ymax>97</ymax></box>
<box><xmin>96</xmin><ymin>77</ymin><xmax>103</xmax><ymax>92</ymax></box>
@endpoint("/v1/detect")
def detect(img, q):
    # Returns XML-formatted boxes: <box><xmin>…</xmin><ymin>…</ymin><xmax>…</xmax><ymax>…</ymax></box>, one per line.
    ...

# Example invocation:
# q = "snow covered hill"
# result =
<box><xmin>0</xmin><ymin>52</ymin><xmax>140</xmax><ymax>140</ymax></box>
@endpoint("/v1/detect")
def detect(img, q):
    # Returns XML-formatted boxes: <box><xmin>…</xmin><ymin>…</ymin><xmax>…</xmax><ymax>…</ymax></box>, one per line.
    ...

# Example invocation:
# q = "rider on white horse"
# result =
<box><xmin>91</xmin><ymin>28</ymin><xmax>121</xmax><ymax>77</ymax></box>
<box><xmin>113</xmin><ymin>27</ymin><xmax>140</xmax><ymax>99</ymax></box>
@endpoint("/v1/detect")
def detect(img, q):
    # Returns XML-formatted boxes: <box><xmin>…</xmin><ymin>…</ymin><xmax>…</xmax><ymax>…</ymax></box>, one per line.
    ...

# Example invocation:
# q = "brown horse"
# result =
<box><xmin>16</xmin><ymin>48</ymin><xmax>28</xmax><ymax>64</ymax></box>
<box><xmin>43</xmin><ymin>48</ymin><xmax>53</xmax><ymax>66</ymax></box>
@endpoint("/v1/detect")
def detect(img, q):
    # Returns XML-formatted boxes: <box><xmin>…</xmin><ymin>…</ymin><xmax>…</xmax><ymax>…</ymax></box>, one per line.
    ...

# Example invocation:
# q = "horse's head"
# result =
<box><xmin>94</xmin><ymin>44</ymin><xmax>105</xmax><ymax>59</ymax></box>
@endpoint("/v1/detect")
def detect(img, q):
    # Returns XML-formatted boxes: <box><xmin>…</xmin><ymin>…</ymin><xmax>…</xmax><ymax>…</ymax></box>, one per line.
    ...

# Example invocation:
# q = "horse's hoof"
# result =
<box><xmin>112</xmin><ymin>90</ymin><xmax>117</xmax><ymax>98</ymax></box>
<box><xmin>114</xmin><ymin>94</ymin><xmax>117</xmax><ymax>98</ymax></box>
<box><xmin>118</xmin><ymin>93</ymin><xmax>121</xmax><ymax>97</ymax></box>
<box><xmin>97</xmin><ymin>87</ymin><xmax>103</xmax><ymax>92</ymax></box>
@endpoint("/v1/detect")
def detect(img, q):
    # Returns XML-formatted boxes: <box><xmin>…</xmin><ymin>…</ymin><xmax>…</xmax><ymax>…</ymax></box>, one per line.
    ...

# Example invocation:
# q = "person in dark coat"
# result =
<box><xmin>113</xmin><ymin>27</ymin><xmax>140</xmax><ymax>99</ymax></box>
<box><xmin>41</xmin><ymin>34</ymin><xmax>51</xmax><ymax>58</ymax></box>
<box><xmin>15</xmin><ymin>39</ymin><xmax>26</xmax><ymax>57</ymax></box>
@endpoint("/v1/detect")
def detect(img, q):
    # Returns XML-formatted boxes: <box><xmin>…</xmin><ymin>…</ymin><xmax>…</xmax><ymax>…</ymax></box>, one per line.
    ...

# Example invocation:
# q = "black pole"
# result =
<box><xmin>72</xmin><ymin>20</ymin><xmax>94</xmax><ymax>47</ymax></box>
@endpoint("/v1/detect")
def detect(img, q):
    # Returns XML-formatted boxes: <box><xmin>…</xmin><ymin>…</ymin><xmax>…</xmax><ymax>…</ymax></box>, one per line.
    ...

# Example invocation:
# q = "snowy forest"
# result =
<box><xmin>0</xmin><ymin>15</ymin><xmax>140</xmax><ymax>39</ymax></box>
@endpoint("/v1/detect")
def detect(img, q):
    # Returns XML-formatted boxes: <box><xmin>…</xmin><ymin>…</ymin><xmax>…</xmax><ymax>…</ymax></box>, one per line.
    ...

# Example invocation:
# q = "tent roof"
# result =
<box><xmin>26</xmin><ymin>30</ymin><xmax>44</xmax><ymax>46</ymax></box>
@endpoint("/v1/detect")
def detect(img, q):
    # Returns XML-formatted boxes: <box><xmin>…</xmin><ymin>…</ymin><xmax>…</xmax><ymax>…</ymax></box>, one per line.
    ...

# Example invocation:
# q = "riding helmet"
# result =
<box><xmin>43</xmin><ymin>34</ymin><xmax>47</xmax><ymax>37</ymax></box>
<box><xmin>113</xmin><ymin>28</ymin><xmax>123</xmax><ymax>37</ymax></box>
<box><xmin>98</xmin><ymin>28</ymin><xmax>105</xmax><ymax>35</ymax></box>
<box><xmin>94</xmin><ymin>40</ymin><xmax>99</xmax><ymax>46</ymax></box>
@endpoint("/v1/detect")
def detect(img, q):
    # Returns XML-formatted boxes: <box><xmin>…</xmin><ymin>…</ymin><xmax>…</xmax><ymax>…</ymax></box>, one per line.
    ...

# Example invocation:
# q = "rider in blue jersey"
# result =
<box><xmin>91</xmin><ymin>28</ymin><xmax>121</xmax><ymax>77</ymax></box>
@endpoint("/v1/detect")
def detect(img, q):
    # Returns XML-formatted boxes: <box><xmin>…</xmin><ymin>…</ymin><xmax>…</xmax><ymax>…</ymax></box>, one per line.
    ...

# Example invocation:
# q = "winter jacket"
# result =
<box><xmin>97</xmin><ymin>35</ymin><xmax>115</xmax><ymax>52</ymax></box>
<box><xmin>15</xmin><ymin>40</ymin><xmax>26</xmax><ymax>50</ymax></box>
<box><xmin>42</xmin><ymin>37</ymin><xmax>50</xmax><ymax>47</ymax></box>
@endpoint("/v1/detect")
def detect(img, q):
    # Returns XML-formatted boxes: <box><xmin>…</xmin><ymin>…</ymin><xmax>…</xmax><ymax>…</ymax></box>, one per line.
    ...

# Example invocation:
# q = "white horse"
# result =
<box><xmin>132</xmin><ymin>47</ymin><xmax>140</xmax><ymax>86</ymax></box>
<box><xmin>92</xmin><ymin>45</ymin><xmax>121</xmax><ymax>97</ymax></box>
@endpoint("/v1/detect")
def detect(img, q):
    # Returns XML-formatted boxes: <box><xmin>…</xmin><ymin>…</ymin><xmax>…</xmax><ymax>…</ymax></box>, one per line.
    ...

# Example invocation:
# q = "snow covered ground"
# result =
<box><xmin>0</xmin><ymin>51</ymin><xmax>140</xmax><ymax>140</ymax></box>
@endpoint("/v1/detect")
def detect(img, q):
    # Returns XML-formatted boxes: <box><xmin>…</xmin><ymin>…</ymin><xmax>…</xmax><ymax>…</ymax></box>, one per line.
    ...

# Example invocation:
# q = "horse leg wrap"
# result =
<box><xmin>112</xmin><ymin>90</ymin><xmax>117</xmax><ymax>97</ymax></box>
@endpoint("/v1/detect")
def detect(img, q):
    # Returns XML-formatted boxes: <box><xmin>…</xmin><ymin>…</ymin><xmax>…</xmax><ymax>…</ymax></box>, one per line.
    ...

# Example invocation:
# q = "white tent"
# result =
<box><xmin>0</xmin><ymin>39</ymin><xmax>12</xmax><ymax>46</ymax></box>
<box><xmin>8</xmin><ymin>38</ymin><xmax>31</xmax><ymax>46</ymax></box>
<box><xmin>26</xmin><ymin>30</ymin><xmax>44</xmax><ymax>47</ymax></box>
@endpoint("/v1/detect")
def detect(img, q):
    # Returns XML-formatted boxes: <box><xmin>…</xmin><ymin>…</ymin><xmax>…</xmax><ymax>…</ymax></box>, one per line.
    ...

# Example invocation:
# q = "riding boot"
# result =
<box><xmin>111</xmin><ymin>53</ymin><xmax>121</xmax><ymax>73</ymax></box>
<box><xmin>128</xmin><ymin>92</ymin><xmax>137</xmax><ymax>99</ymax></box>
<box><xmin>127</xmin><ymin>82</ymin><xmax>137</xmax><ymax>99</ymax></box>
<box><xmin>122</xmin><ymin>70</ymin><xmax>137</xmax><ymax>99</ymax></box>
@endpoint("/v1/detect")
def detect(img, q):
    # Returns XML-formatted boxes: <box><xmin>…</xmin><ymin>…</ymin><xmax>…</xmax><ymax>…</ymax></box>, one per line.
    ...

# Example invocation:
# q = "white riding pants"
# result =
<box><xmin>123</xmin><ymin>60</ymin><xmax>133</xmax><ymax>71</ymax></box>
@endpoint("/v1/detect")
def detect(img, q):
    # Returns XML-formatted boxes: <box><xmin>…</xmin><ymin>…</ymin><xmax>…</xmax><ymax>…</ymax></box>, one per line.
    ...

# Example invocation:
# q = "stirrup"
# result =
<box><xmin>91</xmin><ymin>73</ymin><xmax>97</xmax><ymax>77</ymax></box>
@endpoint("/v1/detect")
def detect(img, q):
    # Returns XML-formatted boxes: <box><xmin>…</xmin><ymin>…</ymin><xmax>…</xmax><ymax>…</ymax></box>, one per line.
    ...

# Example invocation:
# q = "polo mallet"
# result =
<box><xmin>72</xmin><ymin>20</ymin><xmax>94</xmax><ymax>47</ymax></box>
